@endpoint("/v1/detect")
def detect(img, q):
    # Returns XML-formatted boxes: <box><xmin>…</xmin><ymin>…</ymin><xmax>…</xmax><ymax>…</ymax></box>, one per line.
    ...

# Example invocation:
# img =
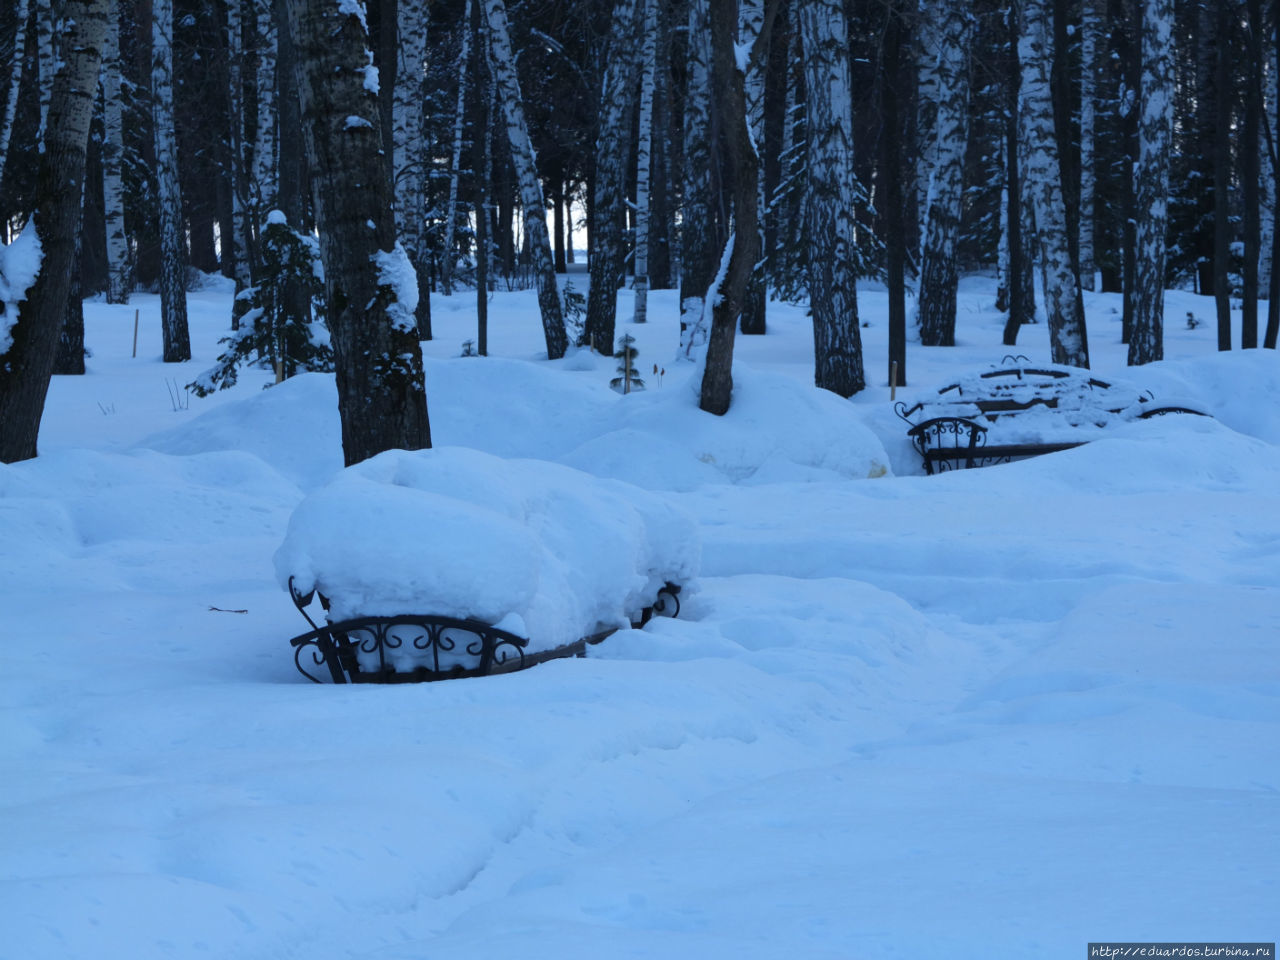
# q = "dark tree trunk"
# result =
<box><xmin>1004</xmin><ymin>7</ymin><xmax>1034</xmax><ymax>345</ymax></box>
<box><xmin>551</xmin><ymin>178</ymin><xmax>567</xmax><ymax>273</ymax></box>
<box><xmin>698</xmin><ymin>0</ymin><xmax>760</xmax><ymax>415</ymax></box>
<box><xmin>1213</xmin><ymin>0</ymin><xmax>1232</xmax><ymax>350</ymax></box>
<box><xmin>55</xmin><ymin>231</ymin><xmax>87</xmax><ymax>375</ymax></box>
<box><xmin>283</xmin><ymin>0</ymin><xmax>431</xmax><ymax>466</ymax></box>
<box><xmin>883</xmin><ymin>5</ymin><xmax>908</xmax><ymax>384</ymax></box>
<box><xmin>472</xmin><ymin>0</ymin><xmax>490</xmax><ymax>355</ymax></box>
<box><xmin>1241</xmin><ymin>0</ymin><xmax>1262</xmax><ymax>349</ymax></box>
<box><xmin>275</xmin><ymin>0</ymin><xmax>313</xmax><ymax>327</ymax></box>
<box><xmin>0</xmin><ymin>0</ymin><xmax>109</xmax><ymax>463</ymax></box>
<box><xmin>1269</xmin><ymin>7</ymin><xmax>1280</xmax><ymax>350</ymax></box>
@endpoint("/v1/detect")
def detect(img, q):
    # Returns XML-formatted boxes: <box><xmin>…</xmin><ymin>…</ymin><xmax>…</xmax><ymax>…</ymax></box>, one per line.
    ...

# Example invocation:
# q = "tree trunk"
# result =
<box><xmin>35</xmin><ymin>0</ymin><xmax>55</xmax><ymax>140</ymax></box>
<box><xmin>1241</xmin><ymin>0</ymin><xmax>1262</xmax><ymax>349</ymax></box>
<box><xmin>1018</xmin><ymin>0</ymin><xmax>1089</xmax><ymax>368</ymax></box>
<box><xmin>1213</xmin><ymin>0</ymin><xmax>1232</xmax><ymax>351</ymax></box>
<box><xmin>253</xmin><ymin>0</ymin><xmax>278</xmax><ymax>213</ymax></box>
<box><xmin>631</xmin><ymin>0</ymin><xmax>656</xmax><ymax>325</ymax></box>
<box><xmin>0</xmin><ymin>0</ymin><xmax>110</xmax><ymax>463</ymax></box>
<box><xmin>678</xmin><ymin>0</ymin><xmax>720</xmax><ymax>358</ymax></box>
<box><xmin>584</xmin><ymin>0</ymin><xmax>640</xmax><ymax>355</ymax></box>
<box><xmin>227</xmin><ymin>0</ymin><xmax>253</xmax><ymax>314</ymax></box>
<box><xmin>102</xmin><ymin>2</ymin><xmax>131</xmax><ymax>303</ymax></box>
<box><xmin>0</xmin><ymin>0</ymin><xmax>31</xmax><ymax>195</ymax></box>
<box><xmin>917</xmin><ymin>0</ymin><xmax>973</xmax><ymax>348</ymax></box>
<box><xmin>483</xmin><ymin>0</ymin><xmax>567</xmax><ymax>357</ymax></box>
<box><xmin>283</xmin><ymin>0</ymin><xmax>431</xmax><ymax>465</ymax></box>
<box><xmin>737</xmin><ymin>0</ymin><xmax>767</xmax><ymax>336</ymax></box>
<box><xmin>1127</xmin><ymin>0</ymin><xmax>1173</xmax><ymax>366</ymax></box>
<box><xmin>472</xmin><ymin>0</ymin><xmax>490</xmax><ymax>354</ymax></box>
<box><xmin>440</xmin><ymin>0</ymin><xmax>470</xmax><ymax>297</ymax></box>
<box><xmin>883</xmin><ymin>5</ymin><xmax>908</xmax><ymax>385</ymax></box>
<box><xmin>697</xmin><ymin>0</ymin><xmax>760</xmax><ymax>415</ymax></box>
<box><xmin>1078</xmin><ymin>0</ymin><xmax>1098</xmax><ymax>291</ymax></box>
<box><xmin>152</xmin><ymin>0</ymin><xmax>190</xmax><ymax>362</ymax></box>
<box><xmin>393</xmin><ymin>0</ymin><xmax>432</xmax><ymax>338</ymax></box>
<box><xmin>801</xmin><ymin>0</ymin><xmax>865</xmax><ymax>396</ymax></box>
<box><xmin>1268</xmin><ymin>14</ymin><xmax>1280</xmax><ymax>350</ymax></box>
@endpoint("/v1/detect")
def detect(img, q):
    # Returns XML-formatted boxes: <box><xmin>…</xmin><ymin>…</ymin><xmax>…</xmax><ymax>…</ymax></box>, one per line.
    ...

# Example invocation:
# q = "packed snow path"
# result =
<box><xmin>2</xmin><ymin>279</ymin><xmax>1276</xmax><ymax>958</ymax></box>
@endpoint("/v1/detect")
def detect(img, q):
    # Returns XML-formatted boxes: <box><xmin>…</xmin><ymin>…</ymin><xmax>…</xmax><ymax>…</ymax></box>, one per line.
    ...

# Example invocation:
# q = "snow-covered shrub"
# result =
<box><xmin>189</xmin><ymin>213</ymin><xmax>331</xmax><ymax>395</ymax></box>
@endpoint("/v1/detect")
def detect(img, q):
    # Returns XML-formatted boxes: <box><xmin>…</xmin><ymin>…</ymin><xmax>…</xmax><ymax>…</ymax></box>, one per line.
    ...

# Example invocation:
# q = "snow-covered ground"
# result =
<box><xmin>3</xmin><ymin>274</ymin><xmax>1277</xmax><ymax>958</ymax></box>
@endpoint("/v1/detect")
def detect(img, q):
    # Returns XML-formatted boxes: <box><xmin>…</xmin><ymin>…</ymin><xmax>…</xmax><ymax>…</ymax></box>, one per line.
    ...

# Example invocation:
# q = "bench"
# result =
<box><xmin>286</xmin><ymin>576</ymin><xmax>682</xmax><ymax>684</ymax></box>
<box><xmin>895</xmin><ymin>361</ymin><xmax>1207</xmax><ymax>475</ymax></box>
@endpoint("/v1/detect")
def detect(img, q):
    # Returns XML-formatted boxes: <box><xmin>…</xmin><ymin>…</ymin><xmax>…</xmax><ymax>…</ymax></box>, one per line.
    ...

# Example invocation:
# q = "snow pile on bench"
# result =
<box><xmin>274</xmin><ymin>447</ymin><xmax>699</xmax><ymax>653</ymax></box>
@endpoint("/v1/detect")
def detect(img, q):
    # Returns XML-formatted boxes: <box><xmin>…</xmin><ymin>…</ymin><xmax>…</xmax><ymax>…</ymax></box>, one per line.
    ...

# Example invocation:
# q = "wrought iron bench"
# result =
<box><xmin>286</xmin><ymin>577</ymin><xmax>682</xmax><ymax>684</ymax></box>
<box><xmin>896</xmin><ymin>360</ymin><xmax>1208</xmax><ymax>475</ymax></box>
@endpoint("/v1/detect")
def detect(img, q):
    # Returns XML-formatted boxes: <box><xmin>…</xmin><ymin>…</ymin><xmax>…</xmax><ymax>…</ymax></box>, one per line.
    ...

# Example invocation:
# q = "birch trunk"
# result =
<box><xmin>737</xmin><ymin>0</ymin><xmax>767</xmax><ymax>336</ymax></box>
<box><xmin>631</xmin><ymin>0</ymin><xmax>656</xmax><ymax>325</ymax></box>
<box><xmin>1127</xmin><ymin>0</ymin><xmax>1173</xmax><ymax>365</ymax></box>
<box><xmin>252</xmin><ymin>0</ymin><xmax>278</xmax><ymax>213</ymax></box>
<box><xmin>678</xmin><ymin>0</ymin><xmax>717</xmax><ymax>358</ymax></box>
<box><xmin>392</xmin><ymin>0</ymin><xmax>430</xmax><ymax>338</ymax></box>
<box><xmin>584</xmin><ymin>0</ymin><xmax>640</xmax><ymax>355</ymax></box>
<box><xmin>102</xmin><ymin>3</ymin><xmax>129</xmax><ymax>303</ymax></box>
<box><xmin>916</xmin><ymin>0</ymin><xmax>972</xmax><ymax>348</ymax></box>
<box><xmin>282</xmin><ymin>0</ymin><xmax>432</xmax><ymax>465</ymax></box>
<box><xmin>35</xmin><ymin>0</ymin><xmax>55</xmax><ymax>140</ymax></box>
<box><xmin>1078</xmin><ymin>0</ymin><xmax>1098</xmax><ymax>291</ymax></box>
<box><xmin>801</xmin><ymin>0</ymin><xmax>865</xmax><ymax>396</ymax></box>
<box><xmin>226</xmin><ymin>0</ymin><xmax>253</xmax><ymax>304</ymax></box>
<box><xmin>0</xmin><ymin>0</ymin><xmax>110</xmax><ymax>463</ymax></box>
<box><xmin>1018</xmin><ymin>0</ymin><xmax>1089</xmax><ymax>368</ymax></box>
<box><xmin>0</xmin><ymin>0</ymin><xmax>30</xmax><ymax>190</ymax></box>
<box><xmin>483</xmin><ymin>0</ymin><xmax>567</xmax><ymax>358</ymax></box>
<box><xmin>440</xmin><ymin>2</ymin><xmax>470</xmax><ymax>297</ymax></box>
<box><xmin>152</xmin><ymin>0</ymin><xmax>190</xmax><ymax>362</ymax></box>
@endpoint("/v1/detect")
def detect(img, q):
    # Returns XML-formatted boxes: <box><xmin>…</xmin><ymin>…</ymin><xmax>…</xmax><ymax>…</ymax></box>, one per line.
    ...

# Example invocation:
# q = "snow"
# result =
<box><xmin>0</xmin><ymin>222</ymin><xmax>43</xmax><ymax>355</ymax></box>
<box><xmin>373</xmin><ymin>242</ymin><xmax>419</xmax><ymax>331</ymax></box>
<box><xmin>4</xmin><ymin>275</ymin><xmax>1278</xmax><ymax>958</ymax></box>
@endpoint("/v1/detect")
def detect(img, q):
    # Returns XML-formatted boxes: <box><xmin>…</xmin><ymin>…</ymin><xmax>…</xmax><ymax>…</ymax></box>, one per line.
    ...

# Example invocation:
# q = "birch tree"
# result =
<box><xmin>483</xmin><ymin>0</ymin><xmax>568</xmax><ymax>358</ymax></box>
<box><xmin>282</xmin><ymin>0</ymin><xmax>431</xmax><ymax>465</ymax></box>
<box><xmin>1018</xmin><ymin>0</ymin><xmax>1089</xmax><ymax>368</ymax></box>
<box><xmin>801</xmin><ymin>0</ymin><xmax>865</xmax><ymax>396</ymax></box>
<box><xmin>0</xmin><ymin>0</ymin><xmax>31</xmax><ymax>193</ymax></box>
<box><xmin>583</xmin><ymin>0</ymin><xmax>640</xmax><ymax>355</ymax></box>
<box><xmin>393</xmin><ymin>0</ymin><xmax>432</xmax><ymax>338</ymax></box>
<box><xmin>737</xmin><ymin>0</ymin><xmax>767</xmax><ymax>336</ymax></box>
<box><xmin>916</xmin><ymin>0</ymin><xmax>973</xmax><ymax>347</ymax></box>
<box><xmin>631</xmin><ymin>0</ymin><xmax>657</xmax><ymax>325</ymax></box>
<box><xmin>0</xmin><ymin>0</ymin><xmax>110</xmax><ymax>463</ymax></box>
<box><xmin>252</xmin><ymin>0</ymin><xmax>278</xmax><ymax>214</ymax></box>
<box><xmin>678</xmin><ymin>0</ymin><xmax>719</xmax><ymax>358</ymax></box>
<box><xmin>440</xmin><ymin>2</ymin><xmax>471</xmax><ymax>297</ymax></box>
<box><xmin>152</xmin><ymin>0</ymin><xmax>190</xmax><ymax>362</ymax></box>
<box><xmin>101</xmin><ymin>2</ymin><xmax>129</xmax><ymax>303</ymax></box>
<box><xmin>1127</xmin><ymin>0</ymin><xmax>1173</xmax><ymax>365</ymax></box>
<box><xmin>1078</xmin><ymin>0</ymin><xmax>1099</xmax><ymax>291</ymax></box>
<box><xmin>35</xmin><ymin>0</ymin><xmax>55</xmax><ymax>141</ymax></box>
<box><xmin>226</xmin><ymin>0</ymin><xmax>253</xmax><ymax>304</ymax></box>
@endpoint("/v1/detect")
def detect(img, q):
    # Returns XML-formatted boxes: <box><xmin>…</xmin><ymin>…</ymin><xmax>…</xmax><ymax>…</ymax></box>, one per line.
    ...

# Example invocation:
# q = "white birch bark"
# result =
<box><xmin>441</xmin><ymin>3</ymin><xmax>470</xmax><ymax>296</ymax></box>
<box><xmin>801</xmin><ymin>0</ymin><xmax>865</xmax><ymax>396</ymax></box>
<box><xmin>226</xmin><ymin>0</ymin><xmax>253</xmax><ymax>297</ymax></box>
<box><xmin>252</xmin><ymin>0</ymin><xmax>278</xmax><ymax>213</ymax></box>
<box><xmin>914</xmin><ymin>0</ymin><xmax>942</xmax><ymax>254</ymax></box>
<box><xmin>1078</xmin><ymin>0</ymin><xmax>1098</xmax><ymax>291</ymax></box>
<box><xmin>678</xmin><ymin>0</ymin><xmax>714</xmax><ymax>358</ymax></box>
<box><xmin>738</xmin><ymin>0</ymin><xmax>767</xmax><ymax>334</ymax></box>
<box><xmin>102</xmin><ymin>2</ymin><xmax>130</xmax><ymax>303</ymax></box>
<box><xmin>916</xmin><ymin>0</ymin><xmax>972</xmax><ymax>347</ymax></box>
<box><xmin>482</xmin><ymin>0</ymin><xmax>567</xmax><ymax>358</ymax></box>
<box><xmin>1260</xmin><ymin>35</ymin><xmax>1276</xmax><ymax>294</ymax></box>
<box><xmin>393</xmin><ymin>0</ymin><xmax>430</xmax><ymax>335</ymax></box>
<box><xmin>0</xmin><ymin>0</ymin><xmax>31</xmax><ymax>184</ymax></box>
<box><xmin>1018</xmin><ymin>0</ymin><xmax>1088</xmax><ymax>367</ymax></box>
<box><xmin>632</xmin><ymin>0</ymin><xmax>656</xmax><ymax>324</ymax></box>
<box><xmin>152</xmin><ymin>0</ymin><xmax>190</xmax><ymax>361</ymax></box>
<box><xmin>1128</xmin><ymin>0</ymin><xmax>1173</xmax><ymax>365</ymax></box>
<box><xmin>35</xmin><ymin>0</ymin><xmax>55</xmax><ymax>142</ymax></box>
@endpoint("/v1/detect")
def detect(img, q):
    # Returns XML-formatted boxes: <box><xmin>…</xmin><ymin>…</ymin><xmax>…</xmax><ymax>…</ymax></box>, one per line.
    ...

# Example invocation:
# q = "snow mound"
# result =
<box><xmin>273</xmin><ymin>446</ymin><xmax>700</xmax><ymax>652</ymax></box>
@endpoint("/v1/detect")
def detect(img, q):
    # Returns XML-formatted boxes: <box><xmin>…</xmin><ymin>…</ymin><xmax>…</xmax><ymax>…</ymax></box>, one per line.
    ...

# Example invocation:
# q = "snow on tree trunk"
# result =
<box><xmin>0</xmin><ymin>0</ymin><xmax>110</xmax><ymax>463</ymax></box>
<box><xmin>631</xmin><ymin>0</ymin><xmax>656</xmax><ymax>325</ymax></box>
<box><xmin>482</xmin><ymin>0</ymin><xmax>568</xmax><ymax>358</ymax></box>
<box><xmin>699</xmin><ymin>0</ymin><xmax>759</xmax><ymax>415</ymax></box>
<box><xmin>252</xmin><ymin>0</ymin><xmax>278</xmax><ymax>213</ymax></box>
<box><xmin>678</xmin><ymin>0</ymin><xmax>717</xmax><ymax>359</ymax></box>
<box><xmin>102</xmin><ymin>4</ymin><xmax>130</xmax><ymax>303</ymax></box>
<box><xmin>1017</xmin><ymin>0</ymin><xmax>1089</xmax><ymax>368</ymax></box>
<box><xmin>916</xmin><ymin>0</ymin><xmax>973</xmax><ymax>348</ymax></box>
<box><xmin>35</xmin><ymin>0</ymin><xmax>55</xmax><ymax>141</ymax></box>
<box><xmin>393</xmin><ymin>0</ymin><xmax>432</xmax><ymax>339</ymax></box>
<box><xmin>282</xmin><ymin>0</ymin><xmax>431</xmax><ymax>466</ymax></box>
<box><xmin>152</xmin><ymin>0</ymin><xmax>191</xmax><ymax>362</ymax></box>
<box><xmin>1077</xmin><ymin>0</ymin><xmax>1098</xmax><ymax>291</ymax></box>
<box><xmin>800</xmin><ymin>0</ymin><xmax>865</xmax><ymax>397</ymax></box>
<box><xmin>0</xmin><ymin>0</ymin><xmax>30</xmax><ymax>191</ymax></box>
<box><xmin>584</xmin><ymin>0</ymin><xmax>640</xmax><ymax>356</ymax></box>
<box><xmin>737</xmin><ymin>0</ymin><xmax>767</xmax><ymax>336</ymax></box>
<box><xmin>440</xmin><ymin>1</ymin><xmax>470</xmax><ymax>297</ymax></box>
<box><xmin>1127</xmin><ymin>0</ymin><xmax>1173</xmax><ymax>365</ymax></box>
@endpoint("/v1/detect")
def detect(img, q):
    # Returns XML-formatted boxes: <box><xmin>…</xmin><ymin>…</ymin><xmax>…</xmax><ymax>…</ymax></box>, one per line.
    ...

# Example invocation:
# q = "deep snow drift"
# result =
<box><xmin>1</xmin><ymin>275</ymin><xmax>1277</xmax><ymax>959</ymax></box>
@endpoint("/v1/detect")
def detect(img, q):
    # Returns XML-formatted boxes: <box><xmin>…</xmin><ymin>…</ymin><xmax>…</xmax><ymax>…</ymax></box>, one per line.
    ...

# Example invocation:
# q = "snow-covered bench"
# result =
<box><xmin>275</xmin><ymin>448</ymin><xmax>697</xmax><ymax>683</ymax></box>
<box><xmin>895</xmin><ymin>362</ymin><xmax>1208</xmax><ymax>474</ymax></box>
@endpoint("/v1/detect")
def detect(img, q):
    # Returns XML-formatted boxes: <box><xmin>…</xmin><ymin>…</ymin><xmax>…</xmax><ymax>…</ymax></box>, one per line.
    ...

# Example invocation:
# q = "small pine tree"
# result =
<box><xmin>610</xmin><ymin>333</ymin><xmax>645</xmax><ymax>393</ymax></box>
<box><xmin>189</xmin><ymin>213</ymin><xmax>332</xmax><ymax>395</ymax></box>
